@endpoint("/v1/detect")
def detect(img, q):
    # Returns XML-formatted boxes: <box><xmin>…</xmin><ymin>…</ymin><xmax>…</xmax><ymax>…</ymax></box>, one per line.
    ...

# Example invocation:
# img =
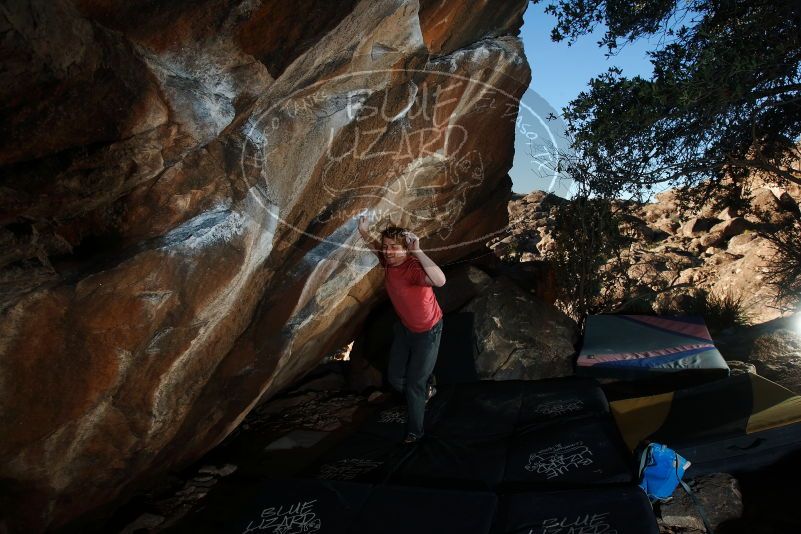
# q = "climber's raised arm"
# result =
<box><xmin>403</xmin><ymin>231</ymin><xmax>446</xmax><ymax>287</ymax></box>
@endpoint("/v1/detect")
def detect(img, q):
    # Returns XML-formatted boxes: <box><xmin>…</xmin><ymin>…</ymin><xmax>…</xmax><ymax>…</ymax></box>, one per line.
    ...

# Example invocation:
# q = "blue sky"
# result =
<box><xmin>509</xmin><ymin>1</ymin><xmax>657</xmax><ymax>194</ymax></box>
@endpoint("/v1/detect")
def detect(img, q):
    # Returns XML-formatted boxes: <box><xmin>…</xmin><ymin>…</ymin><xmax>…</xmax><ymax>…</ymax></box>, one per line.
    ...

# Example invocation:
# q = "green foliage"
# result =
<box><xmin>549</xmin><ymin>193</ymin><xmax>627</xmax><ymax>322</ymax></box>
<box><xmin>616</xmin><ymin>287</ymin><xmax>751</xmax><ymax>333</ymax></box>
<box><xmin>534</xmin><ymin>0</ymin><xmax>801</xmax><ymax>201</ymax></box>
<box><xmin>535</xmin><ymin>0</ymin><xmax>801</xmax><ymax>312</ymax></box>
<box><xmin>671</xmin><ymin>288</ymin><xmax>751</xmax><ymax>333</ymax></box>
<box><xmin>760</xmin><ymin>217</ymin><xmax>801</xmax><ymax>312</ymax></box>
<box><xmin>617</xmin><ymin>291</ymin><xmax>661</xmax><ymax>315</ymax></box>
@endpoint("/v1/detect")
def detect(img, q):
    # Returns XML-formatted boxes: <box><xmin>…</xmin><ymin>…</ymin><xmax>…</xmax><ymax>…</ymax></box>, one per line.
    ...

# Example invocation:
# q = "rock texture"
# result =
<box><xmin>659</xmin><ymin>473</ymin><xmax>743</xmax><ymax>533</ymax></box>
<box><xmin>0</xmin><ymin>0</ymin><xmax>531</xmax><ymax>530</ymax></box>
<box><xmin>715</xmin><ymin>315</ymin><xmax>801</xmax><ymax>393</ymax></box>
<box><xmin>348</xmin><ymin>260</ymin><xmax>577</xmax><ymax>388</ymax></box>
<box><xmin>463</xmin><ymin>276</ymin><xmax>579</xmax><ymax>379</ymax></box>
<box><xmin>747</xmin><ymin>326</ymin><xmax>801</xmax><ymax>394</ymax></box>
<box><xmin>114</xmin><ymin>386</ymin><xmax>367</xmax><ymax>533</ymax></box>
<box><xmin>433</xmin><ymin>263</ymin><xmax>494</xmax><ymax>313</ymax></box>
<box><xmin>491</xmin><ymin>184</ymin><xmax>801</xmax><ymax>324</ymax></box>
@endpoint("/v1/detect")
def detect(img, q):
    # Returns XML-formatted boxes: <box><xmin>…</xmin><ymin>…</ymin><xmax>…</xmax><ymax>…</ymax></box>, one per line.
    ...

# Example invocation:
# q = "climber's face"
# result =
<box><xmin>381</xmin><ymin>237</ymin><xmax>407</xmax><ymax>265</ymax></box>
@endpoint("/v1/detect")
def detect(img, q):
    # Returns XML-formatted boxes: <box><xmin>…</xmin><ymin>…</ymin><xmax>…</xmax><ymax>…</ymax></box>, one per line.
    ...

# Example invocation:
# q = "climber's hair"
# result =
<box><xmin>380</xmin><ymin>226</ymin><xmax>409</xmax><ymax>249</ymax></box>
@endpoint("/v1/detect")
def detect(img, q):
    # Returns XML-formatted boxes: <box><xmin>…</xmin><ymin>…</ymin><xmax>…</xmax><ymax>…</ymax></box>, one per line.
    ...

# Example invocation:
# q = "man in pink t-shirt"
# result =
<box><xmin>358</xmin><ymin>217</ymin><xmax>446</xmax><ymax>444</ymax></box>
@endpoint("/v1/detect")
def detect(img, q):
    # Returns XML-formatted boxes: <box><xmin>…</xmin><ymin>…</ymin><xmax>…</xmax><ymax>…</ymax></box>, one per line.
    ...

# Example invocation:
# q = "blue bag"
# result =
<box><xmin>637</xmin><ymin>442</ymin><xmax>691</xmax><ymax>502</ymax></box>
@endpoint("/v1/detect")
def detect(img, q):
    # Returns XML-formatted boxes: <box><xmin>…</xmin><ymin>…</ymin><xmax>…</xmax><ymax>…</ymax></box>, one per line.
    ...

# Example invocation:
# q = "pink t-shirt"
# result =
<box><xmin>379</xmin><ymin>254</ymin><xmax>443</xmax><ymax>333</ymax></box>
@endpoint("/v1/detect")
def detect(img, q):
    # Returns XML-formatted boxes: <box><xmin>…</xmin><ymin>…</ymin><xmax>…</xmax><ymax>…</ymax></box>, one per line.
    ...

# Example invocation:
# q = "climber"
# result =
<box><xmin>358</xmin><ymin>215</ymin><xmax>446</xmax><ymax>445</ymax></box>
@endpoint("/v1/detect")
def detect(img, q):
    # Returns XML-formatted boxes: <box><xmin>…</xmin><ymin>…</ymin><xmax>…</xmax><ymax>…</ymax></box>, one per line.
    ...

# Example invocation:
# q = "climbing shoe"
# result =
<box><xmin>402</xmin><ymin>433</ymin><xmax>421</xmax><ymax>445</ymax></box>
<box><xmin>425</xmin><ymin>384</ymin><xmax>437</xmax><ymax>404</ymax></box>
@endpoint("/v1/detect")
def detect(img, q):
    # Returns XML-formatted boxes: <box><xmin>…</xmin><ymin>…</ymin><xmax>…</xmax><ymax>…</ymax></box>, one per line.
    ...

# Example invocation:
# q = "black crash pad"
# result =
<box><xmin>493</xmin><ymin>486</ymin><xmax>659</xmax><ymax>534</ymax></box>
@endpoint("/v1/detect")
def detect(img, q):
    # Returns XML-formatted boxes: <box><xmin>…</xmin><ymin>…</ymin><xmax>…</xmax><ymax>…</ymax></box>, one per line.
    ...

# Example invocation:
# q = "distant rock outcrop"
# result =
<box><xmin>491</xmin><ymin>182</ymin><xmax>801</xmax><ymax>324</ymax></box>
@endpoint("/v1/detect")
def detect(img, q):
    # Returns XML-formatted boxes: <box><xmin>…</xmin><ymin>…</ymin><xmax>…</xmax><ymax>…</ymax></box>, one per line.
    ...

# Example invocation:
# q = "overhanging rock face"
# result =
<box><xmin>0</xmin><ymin>0</ymin><xmax>530</xmax><ymax>529</ymax></box>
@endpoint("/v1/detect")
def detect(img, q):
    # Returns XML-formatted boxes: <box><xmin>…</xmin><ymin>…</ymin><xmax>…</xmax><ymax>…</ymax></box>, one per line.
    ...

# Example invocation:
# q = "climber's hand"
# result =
<box><xmin>404</xmin><ymin>231</ymin><xmax>421</xmax><ymax>252</ymax></box>
<box><xmin>358</xmin><ymin>215</ymin><xmax>370</xmax><ymax>234</ymax></box>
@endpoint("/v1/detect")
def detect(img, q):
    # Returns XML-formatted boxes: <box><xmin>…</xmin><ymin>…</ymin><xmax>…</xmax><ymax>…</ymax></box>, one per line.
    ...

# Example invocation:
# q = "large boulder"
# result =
<box><xmin>462</xmin><ymin>276</ymin><xmax>579</xmax><ymax>379</ymax></box>
<box><xmin>775</xmin><ymin>189</ymin><xmax>800</xmax><ymax>214</ymax></box>
<box><xmin>619</xmin><ymin>213</ymin><xmax>669</xmax><ymax>242</ymax></box>
<box><xmin>349</xmin><ymin>263</ymin><xmax>567</xmax><ymax>390</ymax></box>
<box><xmin>346</xmin><ymin>262</ymin><xmax>495</xmax><ymax>392</ymax></box>
<box><xmin>750</xmin><ymin>187</ymin><xmax>783</xmax><ymax>214</ymax></box>
<box><xmin>749</xmin><ymin>187</ymin><xmax>794</xmax><ymax>225</ymax></box>
<box><xmin>495</xmin><ymin>260</ymin><xmax>558</xmax><ymax>304</ymax></box>
<box><xmin>433</xmin><ymin>264</ymin><xmax>494</xmax><ymax>313</ymax></box>
<box><xmin>747</xmin><ymin>324</ymin><xmax>801</xmax><ymax>394</ymax></box>
<box><xmin>709</xmin><ymin>217</ymin><xmax>751</xmax><ymax>240</ymax></box>
<box><xmin>681</xmin><ymin>217</ymin><xmax>720</xmax><ymax>237</ymax></box>
<box><xmin>0</xmin><ymin>0</ymin><xmax>531</xmax><ymax>530</ymax></box>
<box><xmin>715</xmin><ymin>315</ymin><xmax>801</xmax><ymax>394</ymax></box>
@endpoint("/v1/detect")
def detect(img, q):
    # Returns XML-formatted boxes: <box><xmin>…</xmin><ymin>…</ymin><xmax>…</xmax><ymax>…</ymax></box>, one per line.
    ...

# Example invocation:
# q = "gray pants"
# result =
<box><xmin>387</xmin><ymin>317</ymin><xmax>443</xmax><ymax>437</ymax></box>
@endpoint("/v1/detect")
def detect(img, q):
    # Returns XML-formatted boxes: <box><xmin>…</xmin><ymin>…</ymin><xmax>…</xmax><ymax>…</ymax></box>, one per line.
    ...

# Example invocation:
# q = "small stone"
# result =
<box><xmin>726</xmin><ymin>360</ymin><xmax>757</xmax><ymax>376</ymax></box>
<box><xmin>294</xmin><ymin>372</ymin><xmax>346</xmax><ymax>393</ymax></box>
<box><xmin>190</xmin><ymin>476</ymin><xmax>218</xmax><ymax>488</ymax></box>
<box><xmin>660</xmin><ymin>473</ymin><xmax>743</xmax><ymax>532</ymax></box>
<box><xmin>318</xmin><ymin>420</ymin><xmax>342</xmax><ymax>432</ymax></box>
<box><xmin>197</xmin><ymin>464</ymin><xmax>237</xmax><ymax>477</ymax></box>
<box><xmin>336</xmin><ymin>404</ymin><xmax>361</xmax><ymax>422</ymax></box>
<box><xmin>120</xmin><ymin>513</ymin><xmax>165</xmax><ymax>534</ymax></box>
<box><xmin>717</xmin><ymin>206</ymin><xmax>738</xmax><ymax>220</ymax></box>
<box><xmin>176</xmin><ymin>485</ymin><xmax>201</xmax><ymax>497</ymax></box>
<box><xmin>264</xmin><ymin>430</ymin><xmax>329</xmax><ymax>451</ymax></box>
<box><xmin>257</xmin><ymin>392</ymin><xmax>316</xmax><ymax>416</ymax></box>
